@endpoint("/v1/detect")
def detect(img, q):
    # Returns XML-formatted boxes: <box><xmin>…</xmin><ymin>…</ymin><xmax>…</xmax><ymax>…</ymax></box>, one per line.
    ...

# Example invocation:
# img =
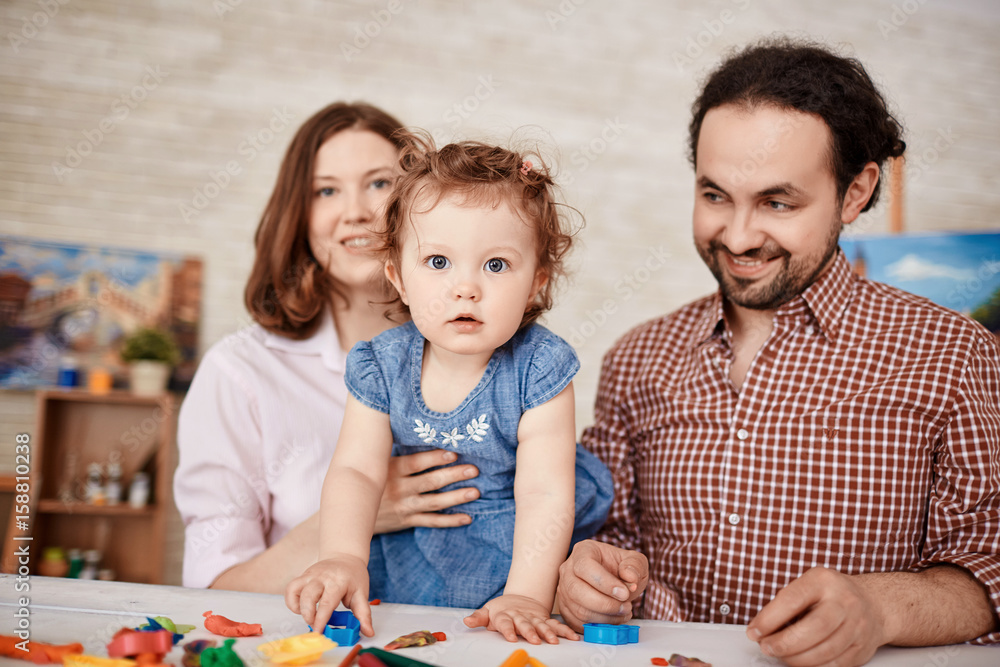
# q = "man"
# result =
<box><xmin>557</xmin><ymin>39</ymin><xmax>1000</xmax><ymax>666</ymax></box>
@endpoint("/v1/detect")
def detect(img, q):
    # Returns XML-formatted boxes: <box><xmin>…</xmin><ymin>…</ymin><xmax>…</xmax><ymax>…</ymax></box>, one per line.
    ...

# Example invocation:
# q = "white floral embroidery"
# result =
<box><xmin>413</xmin><ymin>415</ymin><xmax>490</xmax><ymax>447</ymax></box>
<box><xmin>466</xmin><ymin>414</ymin><xmax>490</xmax><ymax>442</ymax></box>
<box><xmin>441</xmin><ymin>428</ymin><xmax>465</xmax><ymax>448</ymax></box>
<box><xmin>413</xmin><ymin>419</ymin><xmax>437</xmax><ymax>444</ymax></box>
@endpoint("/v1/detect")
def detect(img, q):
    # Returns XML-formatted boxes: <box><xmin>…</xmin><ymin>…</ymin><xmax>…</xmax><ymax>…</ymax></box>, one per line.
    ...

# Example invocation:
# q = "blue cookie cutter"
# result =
<box><xmin>308</xmin><ymin>610</ymin><xmax>360</xmax><ymax>646</ymax></box>
<box><xmin>582</xmin><ymin>622</ymin><xmax>639</xmax><ymax>645</ymax></box>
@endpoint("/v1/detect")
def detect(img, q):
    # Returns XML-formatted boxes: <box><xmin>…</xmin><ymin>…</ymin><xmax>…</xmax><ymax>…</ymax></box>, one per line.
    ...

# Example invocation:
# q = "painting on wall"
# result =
<box><xmin>839</xmin><ymin>231</ymin><xmax>1000</xmax><ymax>336</ymax></box>
<box><xmin>0</xmin><ymin>236</ymin><xmax>202</xmax><ymax>389</ymax></box>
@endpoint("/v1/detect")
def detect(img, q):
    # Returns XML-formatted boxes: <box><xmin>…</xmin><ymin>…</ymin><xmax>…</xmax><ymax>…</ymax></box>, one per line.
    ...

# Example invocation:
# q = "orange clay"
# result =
<box><xmin>431</xmin><ymin>632</ymin><xmax>446</xmax><ymax>642</ymax></box>
<box><xmin>498</xmin><ymin>649</ymin><xmax>529</xmax><ymax>667</ymax></box>
<box><xmin>0</xmin><ymin>635</ymin><xmax>84</xmax><ymax>664</ymax></box>
<box><xmin>651</xmin><ymin>660</ymin><xmax>669</xmax><ymax>666</ymax></box>
<box><xmin>202</xmin><ymin>610</ymin><xmax>263</xmax><ymax>637</ymax></box>
<box><xmin>369</xmin><ymin>599</ymin><xmax>381</xmax><ymax>605</ymax></box>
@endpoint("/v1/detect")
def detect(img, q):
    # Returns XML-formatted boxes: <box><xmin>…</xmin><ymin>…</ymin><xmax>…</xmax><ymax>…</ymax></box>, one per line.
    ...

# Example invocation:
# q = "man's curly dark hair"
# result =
<box><xmin>688</xmin><ymin>37</ymin><xmax>906</xmax><ymax>212</ymax></box>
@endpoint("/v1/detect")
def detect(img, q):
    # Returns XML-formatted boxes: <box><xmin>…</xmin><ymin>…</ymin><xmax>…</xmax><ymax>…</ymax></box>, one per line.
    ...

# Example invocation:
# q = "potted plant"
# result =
<box><xmin>119</xmin><ymin>327</ymin><xmax>180</xmax><ymax>396</ymax></box>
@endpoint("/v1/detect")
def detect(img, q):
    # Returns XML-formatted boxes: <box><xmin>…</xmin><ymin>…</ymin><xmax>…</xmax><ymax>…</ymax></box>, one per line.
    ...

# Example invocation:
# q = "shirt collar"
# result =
<box><xmin>797</xmin><ymin>248</ymin><xmax>855</xmax><ymax>341</ymax></box>
<box><xmin>262</xmin><ymin>307</ymin><xmax>346</xmax><ymax>373</ymax></box>
<box><xmin>693</xmin><ymin>248</ymin><xmax>856</xmax><ymax>345</ymax></box>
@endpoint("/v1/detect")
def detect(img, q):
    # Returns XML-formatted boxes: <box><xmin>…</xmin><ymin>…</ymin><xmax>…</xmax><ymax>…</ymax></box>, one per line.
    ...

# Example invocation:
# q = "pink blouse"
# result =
<box><xmin>174</xmin><ymin>309</ymin><xmax>347</xmax><ymax>588</ymax></box>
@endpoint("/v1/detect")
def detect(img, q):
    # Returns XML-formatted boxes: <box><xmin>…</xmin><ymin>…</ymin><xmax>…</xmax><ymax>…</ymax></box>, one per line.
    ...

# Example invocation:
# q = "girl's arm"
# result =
<box><xmin>464</xmin><ymin>383</ymin><xmax>579</xmax><ymax>643</ymax></box>
<box><xmin>285</xmin><ymin>395</ymin><xmax>393</xmax><ymax>636</ymax></box>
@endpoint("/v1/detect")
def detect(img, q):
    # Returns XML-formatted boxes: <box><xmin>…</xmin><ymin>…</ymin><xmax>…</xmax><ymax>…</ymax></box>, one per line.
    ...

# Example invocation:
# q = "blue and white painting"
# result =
<box><xmin>839</xmin><ymin>231</ymin><xmax>1000</xmax><ymax>335</ymax></box>
<box><xmin>0</xmin><ymin>236</ymin><xmax>201</xmax><ymax>388</ymax></box>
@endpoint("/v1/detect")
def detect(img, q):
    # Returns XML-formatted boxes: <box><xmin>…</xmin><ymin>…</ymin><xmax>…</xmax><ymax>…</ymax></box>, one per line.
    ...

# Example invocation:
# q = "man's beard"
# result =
<box><xmin>696</xmin><ymin>224</ymin><xmax>840</xmax><ymax>311</ymax></box>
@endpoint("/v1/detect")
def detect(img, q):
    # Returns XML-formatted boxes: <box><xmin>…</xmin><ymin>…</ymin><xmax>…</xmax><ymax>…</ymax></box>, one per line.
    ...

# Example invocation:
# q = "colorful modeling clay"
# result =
<box><xmin>0</xmin><ymin>635</ymin><xmax>84</xmax><ymax>663</ymax></box>
<box><xmin>106</xmin><ymin>627</ymin><xmax>173</xmax><ymax>662</ymax></box>
<box><xmin>667</xmin><ymin>655</ymin><xmax>712</xmax><ymax>667</ymax></box>
<box><xmin>651</xmin><ymin>659</ymin><xmax>669</xmax><ymax>666</ymax></box>
<box><xmin>63</xmin><ymin>657</ymin><xmax>136</xmax><ymax>667</ymax></box>
<box><xmin>200</xmin><ymin>638</ymin><xmax>243</xmax><ymax>667</ymax></box>
<box><xmin>202</xmin><ymin>611</ymin><xmax>262</xmax><ymax>637</ymax></box>
<box><xmin>138</xmin><ymin>616</ymin><xmax>196</xmax><ymax>635</ymax></box>
<box><xmin>430</xmin><ymin>632</ymin><xmax>446</xmax><ymax>642</ymax></box>
<box><xmin>182</xmin><ymin>639</ymin><xmax>217</xmax><ymax>667</ymax></box>
<box><xmin>257</xmin><ymin>632</ymin><xmax>338</xmax><ymax>665</ymax></box>
<box><xmin>132</xmin><ymin>618</ymin><xmax>183</xmax><ymax>646</ymax></box>
<box><xmin>384</xmin><ymin>630</ymin><xmax>437</xmax><ymax>650</ymax></box>
<box><xmin>499</xmin><ymin>649</ymin><xmax>529</xmax><ymax>667</ymax></box>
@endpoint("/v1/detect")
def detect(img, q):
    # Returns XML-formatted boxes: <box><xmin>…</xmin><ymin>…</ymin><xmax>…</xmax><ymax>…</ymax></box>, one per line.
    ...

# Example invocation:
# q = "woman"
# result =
<box><xmin>174</xmin><ymin>102</ymin><xmax>482</xmax><ymax>593</ymax></box>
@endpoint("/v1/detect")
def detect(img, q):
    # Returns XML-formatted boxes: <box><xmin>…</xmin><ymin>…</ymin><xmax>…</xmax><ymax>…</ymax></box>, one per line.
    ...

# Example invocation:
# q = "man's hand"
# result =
<box><xmin>747</xmin><ymin>567</ymin><xmax>888</xmax><ymax>667</ymax></box>
<box><xmin>464</xmin><ymin>594</ymin><xmax>579</xmax><ymax>644</ymax></box>
<box><xmin>375</xmin><ymin>449</ymin><xmax>480</xmax><ymax>534</ymax></box>
<box><xmin>555</xmin><ymin>540</ymin><xmax>648</xmax><ymax>632</ymax></box>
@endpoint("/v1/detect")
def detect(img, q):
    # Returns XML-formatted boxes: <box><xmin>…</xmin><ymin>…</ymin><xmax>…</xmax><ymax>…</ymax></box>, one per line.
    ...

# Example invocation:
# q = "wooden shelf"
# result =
<box><xmin>35</xmin><ymin>500</ymin><xmax>156</xmax><ymax>516</ymax></box>
<box><xmin>1</xmin><ymin>389</ymin><xmax>176</xmax><ymax>584</ymax></box>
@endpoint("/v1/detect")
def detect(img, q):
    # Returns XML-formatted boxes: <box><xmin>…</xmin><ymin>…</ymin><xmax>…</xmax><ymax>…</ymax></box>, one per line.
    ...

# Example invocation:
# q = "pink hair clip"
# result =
<box><xmin>520</xmin><ymin>160</ymin><xmax>533</xmax><ymax>175</ymax></box>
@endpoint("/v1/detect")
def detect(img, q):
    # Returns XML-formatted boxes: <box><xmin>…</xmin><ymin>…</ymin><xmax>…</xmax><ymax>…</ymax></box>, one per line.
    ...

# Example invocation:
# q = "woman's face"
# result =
<box><xmin>308</xmin><ymin>129</ymin><xmax>398</xmax><ymax>297</ymax></box>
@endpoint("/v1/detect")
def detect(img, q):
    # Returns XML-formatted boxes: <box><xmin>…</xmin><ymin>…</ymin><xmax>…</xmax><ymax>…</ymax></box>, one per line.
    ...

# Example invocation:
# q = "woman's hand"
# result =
<box><xmin>285</xmin><ymin>554</ymin><xmax>375</xmax><ymax>637</ymax></box>
<box><xmin>375</xmin><ymin>449</ymin><xmax>480</xmax><ymax>533</ymax></box>
<box><xmin>463</xmin><ymin>594</ymin><xmax>579</xmax><ymax>644</ymax></box>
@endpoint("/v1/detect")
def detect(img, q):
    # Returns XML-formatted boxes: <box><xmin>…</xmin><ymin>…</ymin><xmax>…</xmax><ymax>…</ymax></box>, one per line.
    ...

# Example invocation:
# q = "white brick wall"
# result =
<box><xmin>2</xmin><ymin>0</ymin><xmax>998</xmax><ymax>585</ymax></box>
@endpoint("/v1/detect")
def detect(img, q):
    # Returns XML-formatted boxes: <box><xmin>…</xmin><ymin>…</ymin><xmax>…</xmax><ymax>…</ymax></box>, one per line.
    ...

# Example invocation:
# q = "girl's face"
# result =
<box><xmin>309</xmin><ymin>129</ymin><xmax>398</xmax><ymax>296</ymax></box>
<box><xmin>385</xmin><ymin>194</ymin><xmax>547</xmax><ymax>360</ymax></box>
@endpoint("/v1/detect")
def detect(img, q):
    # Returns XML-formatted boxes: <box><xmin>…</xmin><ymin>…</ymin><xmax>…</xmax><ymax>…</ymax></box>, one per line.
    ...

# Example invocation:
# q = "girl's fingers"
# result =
<box><xmin>512</xmin><ymin>615</ymin><xmax>541</xmax><ymax>644</ymax></box>
<box><xmin>547</xmin><ymin>618</ymin><xmax>579</xmax><ymax>641</ymax></box>
<box><xmin>534</xmin><ymin>618</ymin><xmax>559</xmax><ymax>644</ymax></box>
<box><xmin>349</xmin><ymin>591</ymin><xmax>375</xmax><ymax>637</ymax></box>
<box><xmin>493</xmin><ymin>614</ymin><xmax>518</xmax><ymax>642</ymax></box>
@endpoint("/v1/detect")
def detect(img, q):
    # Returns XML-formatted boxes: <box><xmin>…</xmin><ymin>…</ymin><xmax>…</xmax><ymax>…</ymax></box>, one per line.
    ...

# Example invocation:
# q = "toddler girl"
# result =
<box><xmin>285</xmin><ymin>137</ymin><xmax>610</xmax><ymax>644</ymax></box>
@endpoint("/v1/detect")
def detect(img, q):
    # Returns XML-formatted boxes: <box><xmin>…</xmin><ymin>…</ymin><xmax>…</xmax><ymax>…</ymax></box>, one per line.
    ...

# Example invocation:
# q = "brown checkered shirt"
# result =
<box><xmin>583</xmin><ymin>251</ymin><xmax>1000</xmax><ymax>643</ymax></box>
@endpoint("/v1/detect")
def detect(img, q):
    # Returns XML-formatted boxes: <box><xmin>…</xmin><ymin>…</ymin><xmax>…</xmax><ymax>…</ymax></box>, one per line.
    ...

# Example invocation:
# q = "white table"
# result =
<box><xmin>0</xmin><ymin>575</ymin><xmax>996</xmax><ymax>666</ymax></box>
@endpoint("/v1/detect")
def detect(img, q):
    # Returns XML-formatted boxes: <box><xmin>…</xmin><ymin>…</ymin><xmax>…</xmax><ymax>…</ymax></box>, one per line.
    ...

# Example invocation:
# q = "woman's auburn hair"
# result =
<box><xmin>244</xmin><ymin>101</ymin><xmax>408</xmax><ymax>339</ymax></box>
<box><xmin>379</xmin><ymin>133</ymin><xmax>576</xmax><ymax>330</ymax></box>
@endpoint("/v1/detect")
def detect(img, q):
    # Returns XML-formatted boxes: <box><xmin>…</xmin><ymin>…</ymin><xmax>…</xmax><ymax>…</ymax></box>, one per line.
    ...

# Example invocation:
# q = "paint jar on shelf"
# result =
<box><xmin>57</xmin><ymin>356</ymin><xmax>79</xmax><ymax>388</ymax></box>
<box><xmin>128</xmin><ymin>472</ymin><xmax>150</xmax><ymax>509</ymax></box>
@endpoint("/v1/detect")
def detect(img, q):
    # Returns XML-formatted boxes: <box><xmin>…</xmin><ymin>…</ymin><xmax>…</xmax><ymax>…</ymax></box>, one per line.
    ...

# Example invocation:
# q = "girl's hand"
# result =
<box><xmin>463</xmin><ymin>594</ymin><xmax>579</xmax><ymax>644</ymax></box>
<box><xmin>284</xmin><ymin>554</ymin><xmax>374</xmax><ymax>637</ymax></box>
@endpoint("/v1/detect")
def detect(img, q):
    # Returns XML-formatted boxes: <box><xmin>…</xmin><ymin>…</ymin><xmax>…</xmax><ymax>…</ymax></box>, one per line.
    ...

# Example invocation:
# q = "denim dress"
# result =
<box><xmin>346</xmin><ymin>321</ymin><xmax>612</xmax><ymax>608</ymax></box>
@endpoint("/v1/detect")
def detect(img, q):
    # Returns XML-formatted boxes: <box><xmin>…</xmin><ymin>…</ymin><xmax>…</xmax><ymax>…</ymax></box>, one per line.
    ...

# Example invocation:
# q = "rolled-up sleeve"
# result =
<box><xmin>174</xmin><ymin>347</ymin><xmax>271</xmax><ymax>588</ymax></box>
<box><xmin>913</xmin><ymin>336</ymin><xmax>1000</xmax><ymax>645</ymax></box>
<box><xmin>582</xmin><ymin>344</ymin><xmax>642</xmax><ymax>553</ymax></box>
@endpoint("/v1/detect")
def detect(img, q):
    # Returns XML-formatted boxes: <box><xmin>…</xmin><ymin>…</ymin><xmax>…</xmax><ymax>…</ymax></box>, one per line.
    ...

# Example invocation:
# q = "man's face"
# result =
<box><xmin>693</xmin><ymin>103</ymin><xmax>848</xmax><ymax>311</ymax></box>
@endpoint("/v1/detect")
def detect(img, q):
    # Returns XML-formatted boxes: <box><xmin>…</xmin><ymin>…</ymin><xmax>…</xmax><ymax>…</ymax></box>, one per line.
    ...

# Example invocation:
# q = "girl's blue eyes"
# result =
<box><xmin>317</xmin><ymin>187</ymin><xmax>336</xmax><ymax>197</ymax></box>
<box><xmin>486</xmin><ymin>258</ymin><xmax>509</xmax><ymax>273</ymax></box>
<box><xmin>424</xmin><ymin>257</ymin><xmax>510</xmax><ymax>273</ymax></box>
<box><xmin>427</xmin><ymin>256</ymin><xmax>451</xmax><ymax>270</ymax></box>
<box><xmin>371</xmin><ymin>179</ymin><xmax>391</xmax><ymax>190</ymax></box>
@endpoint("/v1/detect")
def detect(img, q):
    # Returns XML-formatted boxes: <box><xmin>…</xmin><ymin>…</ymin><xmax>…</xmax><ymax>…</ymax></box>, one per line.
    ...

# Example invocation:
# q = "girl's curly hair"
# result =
<box><xmin>379</xmin><ymin>133</ymin><xmax>575</xmax><ymax>329</ymax></box>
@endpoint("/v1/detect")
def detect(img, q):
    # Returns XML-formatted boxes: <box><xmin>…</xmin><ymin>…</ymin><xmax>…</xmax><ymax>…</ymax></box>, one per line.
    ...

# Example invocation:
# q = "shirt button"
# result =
<box><xmin>728</xmin><ymin>513</ymin><xmax>740</xmax><ymax>526</ymax></box>
<box><xmin>805</xmin><ymin>326</ymin><xmax>816</xmax><ymax>335</ymax></box>
<box><xmin>719</xmin><ymin>603</ymin><xmax>731</xmax><ymax>616</ymax></box>
<box><xmin>736</xmin><ymin>428</ymin><xmax>749</xmax><ymax>440</ymax></box>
